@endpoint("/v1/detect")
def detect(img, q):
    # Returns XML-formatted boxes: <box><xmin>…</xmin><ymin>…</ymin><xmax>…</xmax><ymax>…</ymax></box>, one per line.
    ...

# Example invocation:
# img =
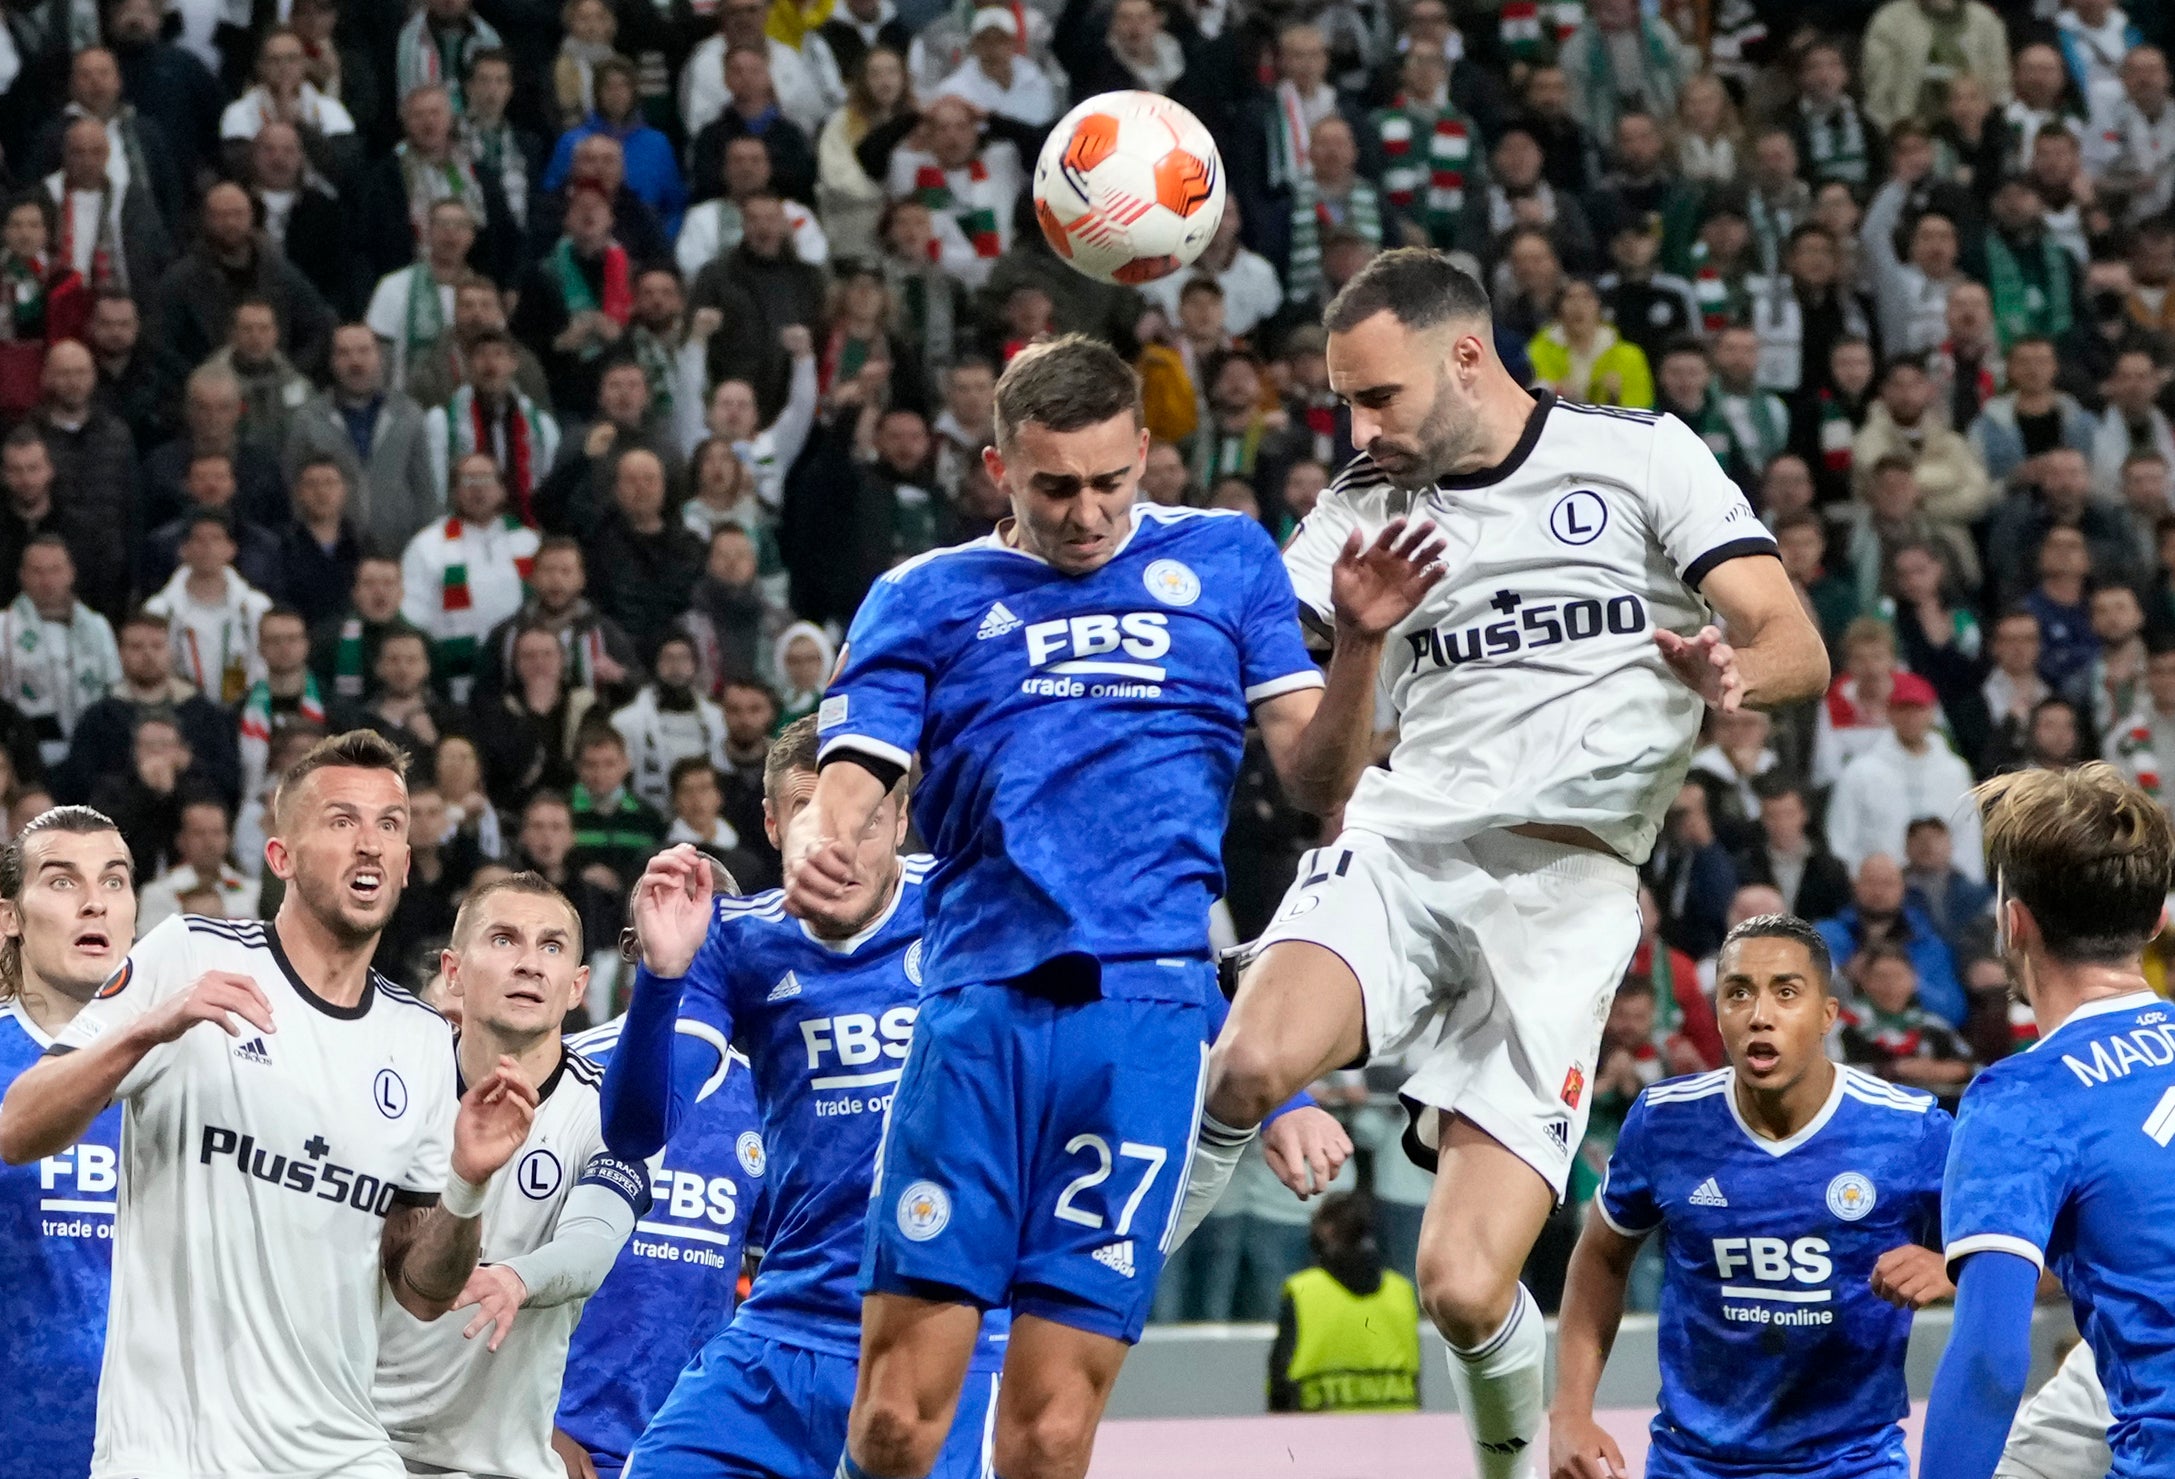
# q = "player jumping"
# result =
<box><xmin>783</xmin><ymin>333</ymin><xmax>1438</xmax><ymax>1479</ymax></box>
<box><xmin>0</xmin><ymin>730</ymin><xmax>537</xmax><ymax>1479</ymax></box>
<box><xmin>1550</xmin><ymin>913</ymin><xmax>1953</xmax><ymax>1479</ymax></box>
<box><xmin>0</xmin><ymin>806</ymin><xmax>135</xmax><ymax>1479</ymax></box>
<box><xmin>1172</xmin><ymin>249</ymin><xmax>1830</xmax><ymax>1479</ymax></box>
<box><xmin>1923</xmin><ymin>762</ymin><xmax>2175</xmax><ymax>1479</ymax></box>
<box><xmin>376</xmin><ymin>871</ymin><xmax>650</xmax><ymax>1479</ymax></box>
<box><xmin>555</xmin><ymin>861</ymin><xmax>764</xmax><ymax>1479</ymax></box>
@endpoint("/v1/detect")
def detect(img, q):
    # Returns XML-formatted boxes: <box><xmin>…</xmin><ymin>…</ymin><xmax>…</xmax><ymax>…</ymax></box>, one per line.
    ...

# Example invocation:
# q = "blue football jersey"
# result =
<box><xmin>556</xmin><ymin>1023</ymin><xmax>763</xmax><ymax>1470</ymax></box>
<box><xmin>0</xmin><ymin>999</ymin><xmax>120</xmax><ymax>1479</ymax></box>
<box><xmin>674</xmin><ymin>860</ymin><xmax>1006</xmax><ymax>1364</ymax></box>
<box><xmin>1943</xmin><ymin>990</ymin><xmax>2175</xmax><ymax>1478</ymax></box>
<box><xmin>818</xmin><ymin>506</ymin><xmax>1321</xmax><ymax>998</ymax></box>
<box><xmin>1601</xmin><ymin>1065</ymin><xmax>1951</xmax><ymax>1476</ymax></box>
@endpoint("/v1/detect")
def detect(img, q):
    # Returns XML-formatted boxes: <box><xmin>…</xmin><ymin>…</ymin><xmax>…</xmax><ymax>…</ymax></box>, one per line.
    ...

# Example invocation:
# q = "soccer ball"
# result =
<box><xmin>1032</xmin><ymin>91</ymin><xmax>1225</xmax><ymax>287</ymax></box>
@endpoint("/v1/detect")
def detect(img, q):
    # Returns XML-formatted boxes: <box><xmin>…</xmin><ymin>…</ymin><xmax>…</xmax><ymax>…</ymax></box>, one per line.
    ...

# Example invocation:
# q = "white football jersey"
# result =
<box><xmin>374</xmin><ymin>1047</ymin><xmax>635</xmax><ymax>1479</ymax></box>
<box><xmin>53</xmin><ymin>915</ymin><xmax>457</xmax><ymax>1479</ymax></box>
<box><xmin>1286</xmin><ymin>394</ymin><xmax>1776</xmax><ymax>864</ymax></box>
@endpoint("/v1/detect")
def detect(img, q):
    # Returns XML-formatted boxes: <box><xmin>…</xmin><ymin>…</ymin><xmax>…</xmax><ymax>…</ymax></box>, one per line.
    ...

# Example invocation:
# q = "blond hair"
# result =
<box><xmin>1977</xmin><ymin>762</ymin><xmax>2175</xmax><ymax>963</ymax></box>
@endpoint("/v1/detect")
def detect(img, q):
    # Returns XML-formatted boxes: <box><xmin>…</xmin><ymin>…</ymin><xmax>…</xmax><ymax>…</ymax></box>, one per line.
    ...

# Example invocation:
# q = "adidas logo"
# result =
<box><xmin>1689</xmin><ymin>1176</ymin><xmax>1728</xmax><ymax>1207</ymax></box>
<box><xmin>1090</xmin><ymin>1240</ymin><xmax>1136</xmax><ymax>1278</ymax></box>
<box><xmin>766</xmin><ymin>972</ymin><xmax>802</xmax><ymax>1003</ymax></box>
<box><xmin>1545</xmin><ymin>1118</ymin><xmax>1569</xmax><ymax>1151</ymax></box>
<box><xmin>234</xmin><ymin>1036</ymin><xmax>272</xmax><ymax>1066</ymax></box>
<box><xmin>976</xmin><ymin>602</ymin><xmax>1022</xmax><ymax>640</ymax></box>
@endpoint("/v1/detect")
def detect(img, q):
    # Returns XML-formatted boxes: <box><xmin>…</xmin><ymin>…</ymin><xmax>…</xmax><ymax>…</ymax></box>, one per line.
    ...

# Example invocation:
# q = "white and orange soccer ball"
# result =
<box><xmin>1032</xmin><ymin>91</ymin><xmax>1225</xmax><ymax>286</ymax></box>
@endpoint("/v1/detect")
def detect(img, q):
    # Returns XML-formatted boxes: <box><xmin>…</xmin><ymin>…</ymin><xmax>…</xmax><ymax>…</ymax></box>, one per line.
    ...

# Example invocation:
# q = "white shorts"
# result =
<box><xmin>1254</xmin><ymin>827</ymin><xmax>1640</xmax><ymax>1195</ymax></box>
<box><xmin>1996</xmin><ymin>1340</ymin><xmax>2110</xmax><ymax>1479</ymax></box>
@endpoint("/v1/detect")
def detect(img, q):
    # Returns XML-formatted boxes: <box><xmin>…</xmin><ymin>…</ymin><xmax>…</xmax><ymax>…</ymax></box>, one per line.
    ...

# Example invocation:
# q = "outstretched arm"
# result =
<box><xmin>1257</xmin><ymin>520</ymin><xmax>1446</xmax><ymax>814</ymax></box>
<box><xmin>1920</xmin><ymin>1251</ymin><xmax>2041</xmax><ymax>1479</ymax></box>
<box><xmin>602</xmin><ymin>846</ymin><xmax>724</xmax><ymax>1159</ymax></box>
<box><xmin>383</xmin><ymin>1060</ymin><xmax>539</xmax><ymax>1320</ymax></box>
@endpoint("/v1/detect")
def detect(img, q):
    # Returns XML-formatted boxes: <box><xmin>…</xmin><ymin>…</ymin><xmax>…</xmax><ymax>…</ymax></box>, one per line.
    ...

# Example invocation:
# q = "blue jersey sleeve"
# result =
<box><xmin>1920</xmin><ymin>1249</ymin><xmax>2041</xmax><ymax>1479</ymax></box>
<box><xmin>1235</xmin><ymin>519</ymin><xmax>1326</xmax><ymax>705</ymax></box>
<box><xmin>599</xmin><ymin>926</ymin><xmax>738</xmax><ymax>1159</ymax></box>
<box><xmin>1595</xmin><ymin>1092</ymin><xmax>1661</xmax><ymax>1236</ymax></box>
<box><xmin>1942</xmin><ymin>1067</ymin><xmax>2069</xmax><ymax>1277</ymax></box>
<box><xmin>819</xmin><ymin>568</ymin><xmax>930</xmax><ymax>773</ymax></box>
<box><xmin>1914</xmin><ymin>1105</ymin><xmax>1956</xmax><ymax>1247</ymax></box>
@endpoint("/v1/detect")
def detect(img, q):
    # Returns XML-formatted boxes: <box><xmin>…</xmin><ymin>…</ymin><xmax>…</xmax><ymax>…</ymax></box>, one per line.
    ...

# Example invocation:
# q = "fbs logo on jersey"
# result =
<box><xmin>767</xmin><ymin>971</ymin><xmax>802</xmax><ymax>1003</ymax></box>
<box><xmin>1092</xmin><ymin>1239</ymin><xmax>1137</xmax><ymax>1278</ymax></box>
<box><xmin>1826</xmin><ymin>1172</ymin><xmax>1877</xmax><ymax>1221</ymax></box>
<box><xmin>234</xmin><ymin>1036</ymin><xmax>272</xmax><ymax>1067</ymax></box>
<box><xmin>897</xmin><ymin>1180</ymin><xmax>950</xmax><ymax>1242</ymax></box>
<box><xmin>977</xmin><ymin>602</ymin><xmax>1023</xmax><ymax>639</ymax></box>
<box><xmin>1021</xmin><ymin>612</ymin><xmax>1172</xmax><ymax>699</ymax></box>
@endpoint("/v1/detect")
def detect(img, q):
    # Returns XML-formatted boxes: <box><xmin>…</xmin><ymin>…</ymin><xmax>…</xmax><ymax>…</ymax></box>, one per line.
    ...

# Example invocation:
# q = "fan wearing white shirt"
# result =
<box><xmin>681</xmin><ymin>0</ymin><xmax>842</xmax><ymax>141</ymax></box>
<box><xmin>219</xmin><ymin>27</ymin><xmax>358</xmax><ymax>186</ymax></box>
<box><xmin>677</xmin><ymin>136</ymin><xmax>830</xmax><ymax>278</ymax></box>
<box><xmin>934</xmin><ymin>9</ymin><xmax>1056</xmax><ymax>127</ymax></box>
<box><xmin>1824</xmin><ymin>673</ymin><xmax>1984</xmax><ymax>883</ymax></box>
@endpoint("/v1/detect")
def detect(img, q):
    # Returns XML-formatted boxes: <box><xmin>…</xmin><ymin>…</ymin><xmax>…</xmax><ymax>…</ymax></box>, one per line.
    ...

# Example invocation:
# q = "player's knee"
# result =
<box><xmin>849</xmin><ymin>1390</ymin><xmax>949</xmax><ymax>1477</ymax></box>
<box><xmin>1205</xmin><ymin>1032</ymin><xmax>1296</xmax><ymax>1129</ymax></box>
<box><xmin>1415</xmin><ymin>1248</ymin><xmax>1518</xmax><ymax>1350</ymax></box>
<box><xmin>993</xmin><ymin>1393</ymin><xmax>1099</xmax><ymax>1479</ymax></box>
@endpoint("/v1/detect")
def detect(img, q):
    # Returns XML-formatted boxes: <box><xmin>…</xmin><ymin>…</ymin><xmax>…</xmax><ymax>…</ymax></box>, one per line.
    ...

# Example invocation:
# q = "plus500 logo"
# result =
<box><xmin>1407</xmin><ymin>593</ymin><xmax>1648</xmax><ymax>670</ymax></box>
<box><xmin>800</xmin><ymin>1008</ymin><xmax>916</xmax><ymax>1071</ymax></box>
<box><xmin>1712</xmin><ymin>1236</ymin><xmax>1833</xmax><ymax>1285</ymax></box>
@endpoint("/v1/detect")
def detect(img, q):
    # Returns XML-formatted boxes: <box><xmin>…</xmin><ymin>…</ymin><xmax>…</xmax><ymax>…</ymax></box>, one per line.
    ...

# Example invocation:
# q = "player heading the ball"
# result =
<box><xmin>788</xmin><ymin>331</ymin><xmax>1444</xmax><ymax>1479</ymax></box>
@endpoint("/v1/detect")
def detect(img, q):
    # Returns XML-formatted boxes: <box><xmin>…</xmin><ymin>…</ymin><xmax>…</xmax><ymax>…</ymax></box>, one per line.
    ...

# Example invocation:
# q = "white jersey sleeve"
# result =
<box><xmin>1996</xmin><ymin>1340</ymin><xmax>2111</xmax><ymax>1479</ymax></box>
<box><xmin>1282</xmin><ymin>468</ymin><xmax>1371</xmax><ymax>629</ymax></box>
<box><xmin>1640</xmin><ymin>411</ymin><xmax>1778</xmax><ymax>591</ymax></box>
<box><xmin>51</xmin><ymin>914</ymin><xmax>197</xmax><ymax>1101</ymax></box>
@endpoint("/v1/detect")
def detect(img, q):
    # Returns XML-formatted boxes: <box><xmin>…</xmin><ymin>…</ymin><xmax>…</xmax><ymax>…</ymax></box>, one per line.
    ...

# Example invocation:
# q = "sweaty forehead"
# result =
<box><xmin>293</xmin><ymin>765</ymin><xmax>409</xmax><ymax>817</ymax></box>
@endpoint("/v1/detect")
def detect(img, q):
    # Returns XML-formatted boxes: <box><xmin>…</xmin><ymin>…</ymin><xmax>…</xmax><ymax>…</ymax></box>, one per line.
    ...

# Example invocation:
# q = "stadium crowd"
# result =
<box><xmin>0</xmin><ymin>0</ymin><xmax>2164</xmax><ymax>1328</ymax></box>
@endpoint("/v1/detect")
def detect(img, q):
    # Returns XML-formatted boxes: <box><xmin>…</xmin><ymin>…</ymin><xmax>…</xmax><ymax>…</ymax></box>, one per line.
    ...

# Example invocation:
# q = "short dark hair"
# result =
<box><xmin>1978</xmin><ymin>762</ymin><xmax>2175</xmax><ymax>964</ymax></box>
<box><xmin>272</xmin><ymin>729</ymin><xmax>409</xmax><ymax>829</ymax></box>
<box><xmin>668</xmin><ymin>755</ymin><xmax>718</xmax><ymax>794</ymax></box>
<box><xmin>3</xmin><ymin>423</ymin><xmax>45</xmax><ymax>454</ymax></box>
<box><xmin>1719</xmin><ymin>912</ymin><xmax>1834</xmax><ymax>991</ymax></box>
<box><xmin>1905</xmin><ymin>816</ymin><xmax>1951</xmax><ymax>839</ymax></box>
<box><xmin>1323</xmin><ymin>247</ymin><xmax>1490</xmax><ymax>336</ymax></box>
<box><xmin>1751</xmin><ymin>772</ymin><xmax>1803</xmax><ymax>806</ymax></box>
<box><xmin>451</xmin><ymin>869</ymin><xmax>584</xmax><ymax>955</ymax></box>
<box><xmin>467</xmin><ymin>45</ymin><xmax>513</xmax><ymax>77</ymax></box>
<box><xmin>991</xmin><ymin>333</ymin><xmax>1142</xmax><ymax>450</ymax></box>
<box><xmin>576</xmin><ymin>725</ymin><xmax>627</xmax><ymax>758</ymax></box>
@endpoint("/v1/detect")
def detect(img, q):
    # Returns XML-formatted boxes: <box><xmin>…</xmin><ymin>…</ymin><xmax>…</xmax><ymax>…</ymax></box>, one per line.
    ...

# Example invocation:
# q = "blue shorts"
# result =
<box><xmin>623</xmin><ymin>1324</ymin><xmax>998</xmax><ymax>1479</ymax></box>
<box><xmin>862</xmin><ymin>970</ymin><xmax>1213</xmax><ymax>1344</ymax></box>
<box><xmin>1644</xmin><ymin>1428</ymin><xmax>1909</xmax><ymax>1479</ymax></box>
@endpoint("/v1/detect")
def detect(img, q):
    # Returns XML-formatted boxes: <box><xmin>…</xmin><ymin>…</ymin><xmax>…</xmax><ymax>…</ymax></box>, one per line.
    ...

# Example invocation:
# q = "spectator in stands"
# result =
<box><xmin>1597</xmin><ymin>222</ymin><xmax>1698</xmax><ymax>374</ymax></box>
<box><xmin>51</xmin><ymin>606</ymin><xmax>232</xmax><ymax>805</ymax></box>
<box><xmin>568</xmin><ymin>724</ymin><xmax>665</xmax><ymax>889</ymax></box>
<box><xmin>1847</xmin><ymin>459</ymin><xmax>1981</xmax><ymax>611</ymax></box>
<box><xmin>1642</xmin><ymin>782</ymin><xmax>1738</xmax><ymax>960</ymax></box>
<box><xmin>308</xmin><ymin>555</ymin><xmax>414</xmax><ymax>706</ymax></box>
<box><xmin>1529</xmin><ymin>277</ymin><xmax>1653</xmax><ymax>408</ymax></box>
<box><xmin>610</xmin><ymin>631</ymin><xmax>727</xmax><ymax>812</ymax></box>
<box><xmin>1736</xmin><ymin>775</ymin><xmax>1852</xmax><ymax>921</ymax></box>
<box><xmin>681</xmin><ymin>525</ymin><xmax>773</xmax><ymax>696</ymax></box>
<box><xmin>2069</xmin><ymin>584</ymin><xmax>2149</xmax><ymax>743</ymax></box>
<box><xmin>235</xmin><ymin>607</ymin><xmax>322</xmax><ymax>799</ymax></box>
<box><xmin>1815</xmin><ymin>617</ymin><xmax>1900</xmax><ymax>786</ymax></box>
<box><xmin>44</xmin><ymin>116</ymin><xmax>172</xmax><ymax>309</ymax></box>
<box><xmin>2023</xmin><ymin>525</ymin><xmax>2100</xmax><ymax>693</ymax></box>
<box><xmin>1686</xmin><ymin>707</ymin><xmax>1774</xmax><ymax>848</ymax></box>
<box><xmin>662</xmin><ymin>757</ymin><xmax>763</xmax><ymax>879</ymax></box>
<box><xmin>400</xmin><ymin>452</ymin><xmax>540</xmax><ymax>703</ymax></box>
<box><xmin>213</xmin><ymin>299</ymin><xmax>312</xmax><ymax>457</ymax></box>
<box><xmin>933</xmin><ymin>9</ymin><xmax>1055</xmax><ymax>127</ymax></box>
<box><xmin>2093</xmin><ymin>347</ymin><xmax>2175</xmax><ymax>501</ymax></box>
<box><xmin>89</xmin><ymin>714</ymin><xmax>206</xmax><ymax>879</ymax></box>
<box><xmin>1835</xmin><ymin>942</ymin><xmax>1977</xmax><ymax>1103</ymax></box>
<box><xmin>1969</xmin><ymin>337</ymin><xmax>2097</xmax><ymax>488</ymax></box>
<box><xmin>242</xmin><ymin>123</ymin><xmax>344</xmax><ymax>315</ymax></box>
<box><xmin>138</xmin><ymin>795</ymin><xmax>257</xmax><ymax>927</ymax></box>
<box><xmin>337</xmin><ymin>627</ymin><xmax>460</xmax><ymax>759</ymax></box>
<box><xmin>1462</xmin><ymin>127</ymin><xmax>1594</xmax><ymax>277</ymax></box>
<box><xmin>140</xmin><ymin>452</ymin><xmax>282</xmax><ymax>598</ymax></box>
<box><xmin>432</xmin><ymin>732</ymin><xmax>504</xmax><ymax>862</ymax></box>
<box><xmin>286</xmin><ymin>332</ymin><xmax>434</xmax><ymax>560</ymax></box>
<box><xmin>142</xmin><ymin>511</ymin><xmax>273</xmax><ymax>706</ymax></box>
<box><xmin>217</xmin><ymin>25</ymin><xmax>358</xmax><ymax>187</ymax></box>
<box><xmin>472</xmin><ymin>623</ymin><xmax>597</xmax><ymax>806</ymax></box>
<box><xmin>2107</xmin><ymin>47</ymin><xmax>2175</xmax><ymax>223</ymax></box>
<box><xmin>1709</xmin><ymin>325</ymin><xmax>1790</xmax><ymax>479</ymax></box>
<box><xmin>393</xmin><ymin>0</ymin><xmax>501</xmax><ymax>116</ymax></box>
<box><xmin>2110</xmin><ymin>639</ymin><xmax>2175</xmax><ymax>806</ymax></box>
<box><xmin>355</xmin><ymin>83</ymin><xmax>517</xmax><ymax>297</ymax></box>
<box><xmin>681</xmin><ymin>0</ymin><xmax>837</xmax><ymax>142</ymax></box>
<box><xmin>33</xmin><ymin>339</ymin><xmax>136</xmax><ymax>610</ymax></box>
<box><xmin>1928</xmin><ymin>282</ymin><xmax>2000</xmax><ymax>431</ymax></box>
<box><xmin>1628</xmin><ymin>882</ymin><xmax>1727</xmax><ymax>1069</ymax></box>
<box><xmin>30</xmin><ymin>45</ymin><xmax>185</xmax><ymax>236</ymax></box>
<box><xmin>1863</xmin><ymin>172</ymin><xmax>1966</xmax><ymax>358</ymax></box>
<box><xmin>0</xmin><ymin>431</ymin><xmax>89</xmax><ymax>616</ymax></box>
<box><xmin>1818</xmin><ymin>852</ymin><xmax>1966</xmax><ymax>1025</ymax></box>
<box><xmin>683</xmin><ymin>137</ymin><xmax>832</xmax><ymax>281</ymax></box>
<box><xmin>424</xmin><ymin>328</ymin><xmax>562</xmax><ymax>521</ymax></box>
<box><xmin>1901</xmin><ymin>815</ymin><xmax>1994</xmax><ymax>959</ymax></box>
<box><xmin>404</xmin><ymin>275</ymin><xmax>554</xmax><ymax>414</ymax></box>
<box><xmin>585</xmin><ymin>448</ymin><xmax>705</xmax><ymax>664</ymax></box>
<box><xmin>813</xmin><ymin>47</ymin><xmax>910</xmax><ymax>263</ymax></box>
<box><xmin>152</xmin><ymin>181</ymin><xmax>331</xmax><ymax>392</ymax></box>
<box><xmin>512</xmin><ymin>183</ymin><xmax>636</xmax><ymax>421</ymax></box>
<box><xmin>717</xmin><ymin>676</ymin><xmax>777</xmax><ymax>862</ymax></box>
<box><xmin>144</xmin><ymin>363</ymin><xmax>286</xmax><ymax>534</ymax></box>
<box><xmin>365</xmin><ymin>200</ymin><xmax>475</xmax><ymax>397</ymax></box>
<box><xmin>374</xmin><ymin>781</ymin><xmax>466</xmax><ymax>987</ymax></box>
<box><xmin>1826</xmin><ymin>670</ymin><xmax>1984</xmax><ymax>881</ymax></box>
<box><xmin>87</xmin><ymin>293</ymin><xmax>165</xmax><ymax>454</ymax></box>
<box><xmin>545</xmin><ymin>56</ymin><xmax>686</xmax><ymax>237</ymax></box>
<box><xmin>1852</xmin><ymin>355</ymin><xmax>1993</xmax><ymax>531</ymax></box>
<box><xmin>2118</xmin><ymin>453</ymin><xmax>2172</xmax><ymax>580</ymax></box>
<box><xmin>461</xmin><ymin>51</ymin><xmax>542</xmax><ymax>237</ymax></box>
<box><xmin>477</xmin><ymin>536</ymin><xmax>637</xmax><ymax>703</ymax></box>
<box><xmin>1986</xmin><ymin>447</ymin><xmax>2129</xmax><ymax>606</ymax></box>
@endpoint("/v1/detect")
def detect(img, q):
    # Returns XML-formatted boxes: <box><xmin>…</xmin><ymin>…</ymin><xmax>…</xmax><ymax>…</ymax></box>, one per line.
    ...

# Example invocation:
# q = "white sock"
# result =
<box><xmin>1443</xmin><ymin>1283</ymin><xmax>1545</xmax><ymax>1479</ymax></box>
<box><xmin>1169</xmin><ymin>1113</ymin><xmax>1255</xmax><ymax>1250</ymax></box>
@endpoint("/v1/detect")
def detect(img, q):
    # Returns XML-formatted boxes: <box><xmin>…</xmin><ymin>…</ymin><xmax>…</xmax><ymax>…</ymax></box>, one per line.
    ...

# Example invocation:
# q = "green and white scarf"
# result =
<box><xmin>1985</xmin><ymin>230</ymin><xmax>2075</xmax><ymax>348</ymax></box>
<box><xmin>1287</xmin><ymin>178</ymin><xmax>1382</xmax><ymax>304</ymax></box>
<box><xmin>396</xmin><ymin>141</ymin><xmax>488</xmax><ymax>255</ymax></box>
<box><xmin>1799</xmin><ymin>99</ymin><xmax>1870</xmax><ymax>187</ymax></box>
